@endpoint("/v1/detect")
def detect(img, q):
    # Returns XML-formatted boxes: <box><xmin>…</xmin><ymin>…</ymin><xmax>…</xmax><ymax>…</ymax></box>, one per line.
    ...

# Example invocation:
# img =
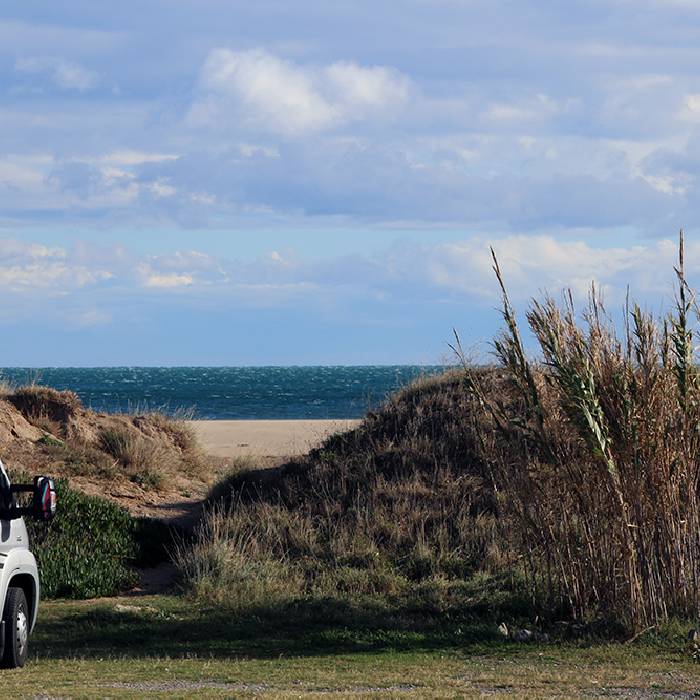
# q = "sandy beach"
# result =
<box><xmin>188</xmin><ymin>419</ymin><xmax>361</xmax><ymax>458</ymax></box>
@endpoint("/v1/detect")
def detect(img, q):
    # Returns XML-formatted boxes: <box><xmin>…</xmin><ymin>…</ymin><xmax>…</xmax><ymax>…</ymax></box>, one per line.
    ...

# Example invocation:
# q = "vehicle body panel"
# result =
<box><xmin>0</xmin><ymin>460</ymin><xmax>39</xmax><ymax>633</ymax></box>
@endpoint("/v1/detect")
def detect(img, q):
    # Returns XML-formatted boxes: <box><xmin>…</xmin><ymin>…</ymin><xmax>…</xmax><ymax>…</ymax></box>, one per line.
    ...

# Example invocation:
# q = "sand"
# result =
<box><xmin>188</xmin><ymin>419</ymin><xmax>361</xmax><ymax>458</ymax></box>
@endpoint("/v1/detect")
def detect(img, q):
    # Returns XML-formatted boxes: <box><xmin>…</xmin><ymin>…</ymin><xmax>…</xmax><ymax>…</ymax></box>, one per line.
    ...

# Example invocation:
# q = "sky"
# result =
<box><xmin>1</xmin><ymin>1</ymin><xmax>700</xmax><ymax>365</ymax></box>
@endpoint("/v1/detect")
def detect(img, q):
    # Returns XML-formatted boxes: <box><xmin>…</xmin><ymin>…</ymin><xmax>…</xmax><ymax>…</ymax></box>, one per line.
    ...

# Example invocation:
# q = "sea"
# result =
<box><xmin>0</xmin><ymin>366</ymin><xmax>447</xmax><ymax>420</ymax></box>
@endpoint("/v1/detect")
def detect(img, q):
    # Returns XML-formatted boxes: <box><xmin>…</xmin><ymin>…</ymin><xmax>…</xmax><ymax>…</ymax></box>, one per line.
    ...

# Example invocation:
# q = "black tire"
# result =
<box><xmin>2</xmin><ymin>587</ymin><xmax>28</xmax><ymax>668</ymax></box>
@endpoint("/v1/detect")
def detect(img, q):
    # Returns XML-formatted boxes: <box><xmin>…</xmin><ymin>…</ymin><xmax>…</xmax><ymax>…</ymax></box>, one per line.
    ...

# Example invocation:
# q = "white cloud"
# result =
<box><xmin>0</xmin><ymin>240</ymin><xmax>65</xmax><ymax>262</ymax></box>
<box><xmin>644</xmin><ymin>0</ymin><xmax>700</xmax><ymax>7</ymax></box>
<box><xmin>324</xmin><ymin>61</ymin><xmax>409</xmax><ymax>116</ymax></box>
<box><xmin>72</xmin><ymin>309</ymin><xmax>112</xmax><ymax>327</ymax></box>
<box><xmin>267</xmin><ymin>250</ymin><xmax>286</xmax><ymax>264</ymax></box>
<box><xmin>238</xmin><ymin>143</ymin><xmax>279</xmax><ymax>159</ymax></box>
<box><xmin>483</xmin><ymin>94</ymin><xmax>580</xmax><ymax>125</ymax></box>
<box><xmin>190</xmin><ymin>192</ymin><xmax>217</xmax><ymax>205</ymax></box>
<box><xmin>15</xmin><ymin>56</ymin><xmax>99</xmax><ymax>92</ymax></box>
<box><xmin>136</xmin><ymin>250</ymin><xmax>227</xmax><ymax>289</ymax></box>
<box><xmin>397</xmin><ymin>235</ymin><xmax>686</xmax><ymax>306</ymax></box>
<box><xmin>6</xmin><ymin>2</ymin><xmax>700</xmax><ymax>235</ymax></box>
<box><xmin>141</xmin><ymin>271</ymin><xmax>194</xmax><ymax>288</ymax></box>
<box><xmin>96</xmin><ymin>151</ymin><xmax>179</xmax><ymax>166</ymax></box>
<box><xmin>0</xmin><ymin>151</ymin><xmax>185</xmax><ymax>216</ymax></box>
<box><xmin>679</xmin><ymin>93</ymin><xmax>700</xmax><ymax>121</ymax></box>
<box><xmin>0</xmin><ymin>154</ymin><xmax>52</xmax><ymax>189</ymax></box>
<box><xmin>635</xmin><ymin>171</ymin><xmax>689</xmax><ymax>195</ymax></box>
<box><xmin>147</xmin><ymin>179</ymin><xmax>177</xmax><ymax>198</ymax></box>
<box><xmin>190</xmin><ymin>48</ymin><xmax>410</xmax><ymax>135</ymax></box>
<box><xmin>149</xmin><ymin>250</ymin><xmax>220</xmax><ymax>272</ymax></box>
<box><xmin>0</xmin><ymin>234</ymin><xmax>694</xmax><ymax>331</ymax></box>
<box><xmin>0</xmin><ymin>239</ymin><xmax>112</xmax><ymax>292</ymax></box>
<box><xmin>123</xmin><ymin>235</ymin><xmax>691</xmax><ymax>311</ymax></box>
<box><xmin>196</xmin><ymin>48</ymin><xmax>334</xmax><ymax>134</ymax></box>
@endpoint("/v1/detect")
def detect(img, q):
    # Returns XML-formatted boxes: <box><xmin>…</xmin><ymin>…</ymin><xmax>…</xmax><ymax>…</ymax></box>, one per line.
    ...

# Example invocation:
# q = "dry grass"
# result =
<box><xmin>96</xmin><ymin>415</ymin><xmax>207</xmax><ymax>491</ymax></box>
<box><xmin>8</xmin><ymin>385</ymin><xmax>82</xmax><ymax>429</ymax></box>
<box><xmin>0</xmin><ymin>378</ymin><xmax>17</xmax><ymax>398</ymax></box>
<box><xmin>99</xmin><ymin>426</ymin><xmax>167</xmax><ymax>490</ymax></box>
<box><xmin>133</xmin><ymin>410</ymin><xmax>205</xmax><ymax>478</ymax></box>
<box><xmin>172</xmin><ymin>504</ymin><xmax>305</xmax><ymax>608</ymax></box>
<box><xmin>174</xmin><ymin>372</ymin><xmax>502</xmax><ymax>608</ymax></box>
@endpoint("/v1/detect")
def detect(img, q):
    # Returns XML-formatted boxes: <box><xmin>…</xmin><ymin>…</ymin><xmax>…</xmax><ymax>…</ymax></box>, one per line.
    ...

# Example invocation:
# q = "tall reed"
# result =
<box><xmin>469</xmin><ymin>230</ymin><xmax>700</xmax><ymax>629</ymax></box>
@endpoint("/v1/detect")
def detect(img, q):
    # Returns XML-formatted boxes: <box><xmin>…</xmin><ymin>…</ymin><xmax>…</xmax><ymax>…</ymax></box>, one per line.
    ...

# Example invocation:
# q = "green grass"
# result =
<box><xmin>5</xmin><ymin>594</ymin><xmax>698</xmax><ymax>698</ymax></box>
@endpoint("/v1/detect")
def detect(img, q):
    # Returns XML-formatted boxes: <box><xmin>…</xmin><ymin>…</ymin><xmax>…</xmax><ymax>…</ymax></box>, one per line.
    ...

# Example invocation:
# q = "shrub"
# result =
<box><xmin>174</xmin><ymin>380</ymin><xmax>500</xmax><ymax>608</ymax></box>
<box><xmin>8</xmin><ymin>386</ymin><xmax>81</xmax><ymax>427</ymax></box>
<box><xmin>100</xmin><ymin>426</ymin><xmax>147</xmax><ymax>467</ymax></box>
<box><xmin>136</xmin><ymin>410</ymin><xmax>198</xmax><ymax>454</ymax></box>
<box><xmin>133</xmin><ymin>410</ymin><xmax>206</xmax><ymax>479</ymax></box>
<box><xmin>99</xmin><ymin>426</ymin><xmax>167</xmax><ymax>491</ymax></box>
<box><xmin>25</xmin><ymin>480</ymin><xmax>137</xmax><ymax>598</ymax></box>
<box><xmin>172</xmin><ymin>504</ymin><xmax>304</xmax><ymax>609</ymax></box>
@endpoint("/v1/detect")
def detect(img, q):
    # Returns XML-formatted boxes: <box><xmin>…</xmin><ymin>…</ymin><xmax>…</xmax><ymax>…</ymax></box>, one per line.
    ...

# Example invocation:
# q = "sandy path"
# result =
<box><xmin>187</xmin><ymin>419</ymin><xmax>361</xmax><ymax>458</ymax></box>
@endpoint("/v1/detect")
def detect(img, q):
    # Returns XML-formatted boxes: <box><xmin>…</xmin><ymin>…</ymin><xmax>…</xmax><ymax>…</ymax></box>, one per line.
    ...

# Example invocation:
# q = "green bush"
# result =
<box><xmin>25</xmin><ymin>480</ymin><xmax>138</xmax><ymax>598</ymax></box>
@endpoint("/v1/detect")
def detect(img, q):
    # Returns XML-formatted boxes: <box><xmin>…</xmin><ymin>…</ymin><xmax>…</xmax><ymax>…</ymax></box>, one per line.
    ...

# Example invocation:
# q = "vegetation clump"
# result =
<box><xmin>0</xmin><ymin>385</ymin><xmax>208</xmax><ymax>503</ymax></box>
<box><xmin>98</xmin><ymin>426</ymin><xmax>167</xmax><ymax>490</ymax></box>
<box><xmin>8</xmin><ymin>386</ymin><xmax>82</xmax><ymax>428</ymax></box>
<box><xmin>176</xmin><ymin>230</ymin><xmax>700</xmax><ymax>634</ymax></box>
<box><xmin>173</xmin><ymin>369</ymin><xmax>503</xmax><ymax>611</ymax></box>
<box><xmin>25</xmin><ymin>480</ymin><xmax>138</xmax><ymax>598</ymax></box>
<box><xmin>457</xmin><ymin>233</ymin><xmax>700</xmax><ymax>630</ymax></box>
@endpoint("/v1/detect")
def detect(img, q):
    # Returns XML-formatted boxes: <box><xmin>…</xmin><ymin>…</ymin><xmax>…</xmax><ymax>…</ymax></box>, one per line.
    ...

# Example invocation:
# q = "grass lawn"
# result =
<box><xmin>2</xmin><ymin>594</ymin><xmax>698</xmax><ymax>698</ymax></box>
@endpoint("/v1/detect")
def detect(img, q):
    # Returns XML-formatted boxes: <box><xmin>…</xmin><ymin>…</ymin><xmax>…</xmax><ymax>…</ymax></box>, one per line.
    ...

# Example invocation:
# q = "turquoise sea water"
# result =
<box><xmin>0</xmin><ymin>366</ymin><xmax>446</xmax><ymax>419</ymax></box>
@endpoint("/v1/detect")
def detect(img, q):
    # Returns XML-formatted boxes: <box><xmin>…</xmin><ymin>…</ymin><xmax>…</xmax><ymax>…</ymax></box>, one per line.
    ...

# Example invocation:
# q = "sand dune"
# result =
<box><xmin>188</xmin><ymin>419</ymin><xmax>361</xmax><ymax>458</ymax></box>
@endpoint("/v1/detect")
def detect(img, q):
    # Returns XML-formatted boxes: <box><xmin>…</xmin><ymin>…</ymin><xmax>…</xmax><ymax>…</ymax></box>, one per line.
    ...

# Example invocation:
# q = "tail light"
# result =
<box><xmin>32</xmin><ymin>477</ymin><xmax>56</xmax><ymax>522</ymax></box>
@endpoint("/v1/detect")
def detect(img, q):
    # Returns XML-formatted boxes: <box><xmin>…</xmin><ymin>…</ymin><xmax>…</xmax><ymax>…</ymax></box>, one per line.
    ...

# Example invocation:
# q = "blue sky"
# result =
<box><xmin>1</xmin><ymin>1</ymin><xmax>699</xmax><ymax>365</ymax></box>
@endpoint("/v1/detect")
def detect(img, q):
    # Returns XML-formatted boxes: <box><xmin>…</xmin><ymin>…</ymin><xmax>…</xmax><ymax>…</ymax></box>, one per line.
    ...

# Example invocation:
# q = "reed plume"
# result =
<box><xmin>468</xmin><ymin>230</ymin><xmax>700</xmax><ymax>629</ymax></box>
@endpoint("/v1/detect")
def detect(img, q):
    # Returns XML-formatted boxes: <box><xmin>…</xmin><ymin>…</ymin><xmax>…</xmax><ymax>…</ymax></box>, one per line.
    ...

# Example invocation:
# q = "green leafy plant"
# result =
<box><xmin>25</xmin><ymin>480</ymin><xmax>137</xmax><ymax>598</ymax></box>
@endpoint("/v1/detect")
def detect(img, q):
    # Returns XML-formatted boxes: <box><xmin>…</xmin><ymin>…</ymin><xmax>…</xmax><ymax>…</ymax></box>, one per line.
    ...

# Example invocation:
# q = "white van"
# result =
<box><xmin>0</xmin><ymin>464</ymin><xmax>56</xmax><ymax>668</ymax></box>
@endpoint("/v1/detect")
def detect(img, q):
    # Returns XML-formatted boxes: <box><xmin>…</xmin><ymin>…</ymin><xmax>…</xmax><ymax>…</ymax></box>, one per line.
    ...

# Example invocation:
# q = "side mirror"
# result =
<box><xmin>32</xmin><ymin>476</ymin><xmax>56</xmax><ymax>522</ymax></box>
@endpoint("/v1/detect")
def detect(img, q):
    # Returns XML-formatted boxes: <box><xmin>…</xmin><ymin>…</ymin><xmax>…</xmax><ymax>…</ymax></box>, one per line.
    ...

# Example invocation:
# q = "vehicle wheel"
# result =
<box><xmin>2</xmin><ymin>587</ymin><xmax>28</xmax><ymax>668</ymax></box>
